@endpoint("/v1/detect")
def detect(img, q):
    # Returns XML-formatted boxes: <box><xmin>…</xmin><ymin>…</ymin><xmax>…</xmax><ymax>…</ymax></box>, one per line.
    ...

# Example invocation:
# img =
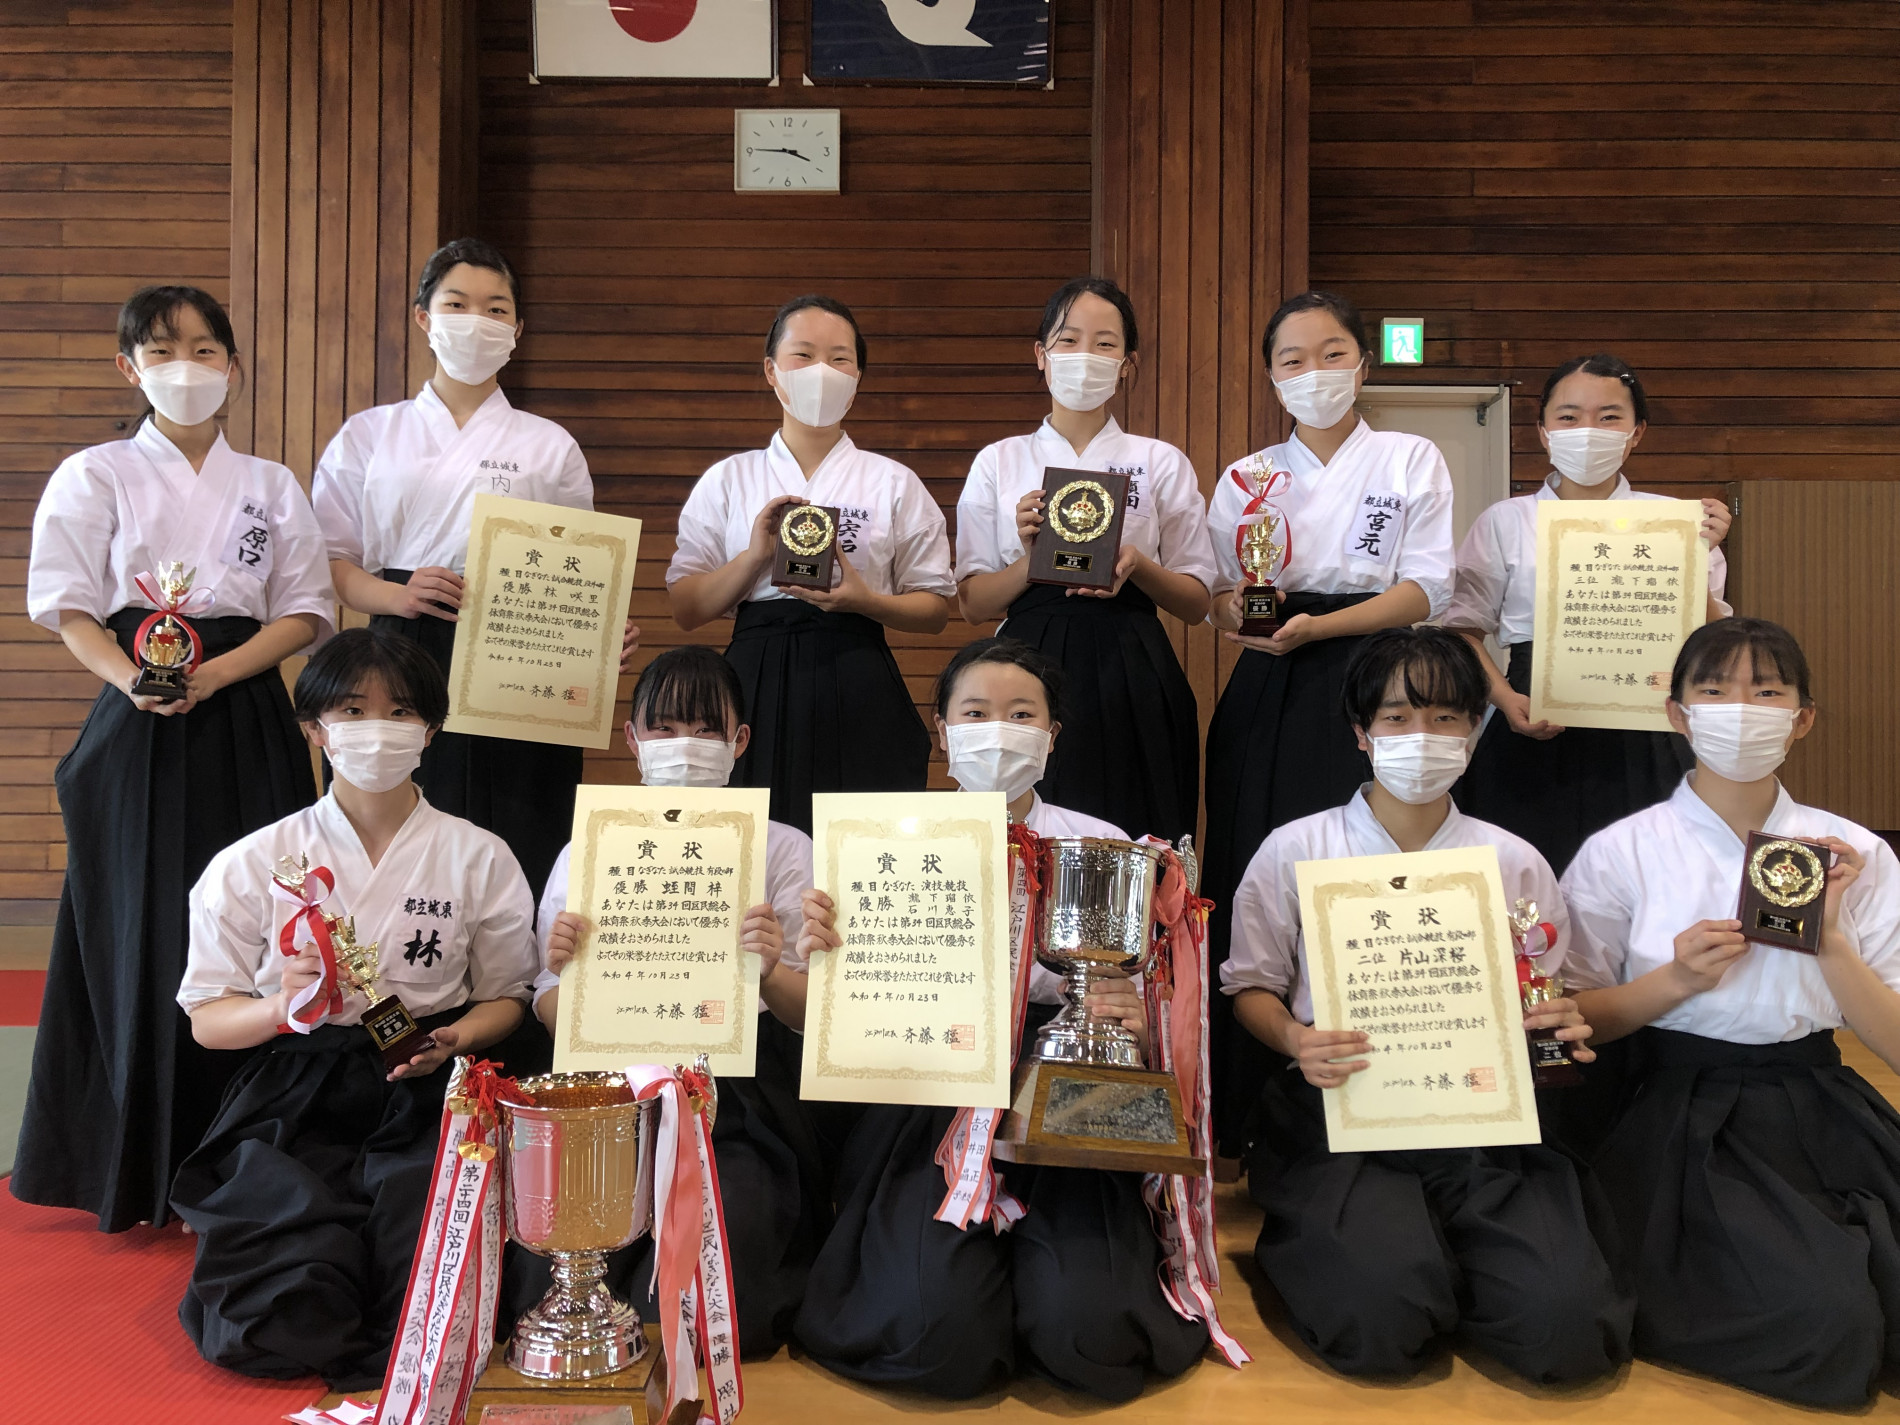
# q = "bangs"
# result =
<box><xmin>1395</xmin><ymin>652</ymin><xmax>1479</xmax><ymax>716</ymax></box>
<box><xmin>293</xmin><ymin>629</ymin><xmax>448</xmax><ymax>727</ymax></box>
<box><xmin>1340</xmin><ymin>626</ymin><xmax>1488</xmax><ymax>730</ymax></box>
<box><xmin>632</xmin><ymin>647</ymin><xmax>744</xmax><ymax>732</ymax></box>
<box><xmin>1671</xmin><ymin>618</ymin><xmax>1811</xmax><ymax>704</ymax></box>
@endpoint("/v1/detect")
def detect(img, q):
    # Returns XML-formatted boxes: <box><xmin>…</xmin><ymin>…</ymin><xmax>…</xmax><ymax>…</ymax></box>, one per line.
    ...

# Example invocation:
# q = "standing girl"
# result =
<box><xmin>1200</xmin><ymin>290</ymin><xmax>1455</xmax><ymax>1150</ymax></box>
<box><xmin>954</xmin><ymin>277</ymin><xmax>1216</xmax><ymax>843</ymax></box>
<box><xmin>313</xmin><ymin>237</ymin><xmax>626</xmax><ymax>899</ymax></box>
<box><xmin>1448</xmin><ymin>353</ymin><xmax>1731</xmax><ymax>874</ymax></box>
<box><xmin>14</xmin><ymin>286</ymin><xmax>333</xmax><ymax>1231</ymax></box>
<box><xmin>666</xmin><ymin>295</ymin><xmax>955</xmax><ymax>833</ymax></box>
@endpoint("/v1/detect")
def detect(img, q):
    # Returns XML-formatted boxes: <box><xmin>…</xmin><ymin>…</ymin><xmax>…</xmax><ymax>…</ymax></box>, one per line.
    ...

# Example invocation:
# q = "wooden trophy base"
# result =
<box><xmin>363</xmin><ymin>995</ymin><xmax>437</xmax><ymax>1071</ymax></box>
<box><xmin>472</xmin><ymin>1327</ymin><xmax>702</xmax><ymax>1425</ymax></box>
<box><xmin>1237</xmin><ymin>585</ymin><xmax>1281</xmax><ymax>637</ymax></box>
<box><xmin>1528</xmin><ymin>1029</ymin><xmax>1582</xmax><ymax>1088</ymax></box>
<box><xmin>990</xmin><ymin>1059</ymin><xmax>1205</xmax><ymax>1177</ymax></box>
<box><xmin>130</xmin><ymin>665</ymin><xmax>189</xmax><ymax>701</ymax></box>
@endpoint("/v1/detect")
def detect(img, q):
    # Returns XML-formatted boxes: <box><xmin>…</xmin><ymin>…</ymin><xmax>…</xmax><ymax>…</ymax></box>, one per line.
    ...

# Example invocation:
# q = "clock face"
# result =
<box><xmin>734</xmin><ymin>110</ymin><xmax>841</xmax><ymax>193</ymax></box>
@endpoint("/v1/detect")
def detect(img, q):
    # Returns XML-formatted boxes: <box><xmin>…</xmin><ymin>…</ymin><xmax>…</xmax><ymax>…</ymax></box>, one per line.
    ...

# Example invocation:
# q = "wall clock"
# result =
<box><xmin>734</xmin><ymin>109</ymin><xmax>842</xmax><ymax>192</ymax></box>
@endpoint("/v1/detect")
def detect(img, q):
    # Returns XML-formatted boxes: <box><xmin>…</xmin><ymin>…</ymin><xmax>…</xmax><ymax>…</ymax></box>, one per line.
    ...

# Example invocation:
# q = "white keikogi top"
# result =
<box><xmin>1204</xmin><ymin>421</ymin><xmax>1457</xmax><ymax>616</ymax></box>
<box><xmin>954</xmin><ymin>417</ymin><xmax>1219</xmax><ymax>590</ymax></box>
<box><xmin>1221</xmin><ymin>786</ymin><xmax>1568</xmax><ymax>1025</ymax></box>
<box><xmin>532</xmin><ymin>820</ymin><xmax>814</xmax><ymax>1014</ymax></box>
<box><xmin>28</xmin><ymin>422</ymin><xmax>335</xmax><ymax>635</ymax></box>
<box><xmin>666</xmin><ymin>432</ymin><xmax>957</xmax><ymax>612</ymax></box>
<box><xmin>1444</xmin><ymin>472</ymin><xmax>1734</xmax><ymax>646</ymax></box>
<box><xmin>1561</xmin><ymin>776</ymin><xmax>1900</xmax><ymax>1044</ymax></box>
<box><xmin>312</xmin><ymin>384</ymin><xmax>592</xmax><ymax>576</ymax></box>
<box><xmin>180</xmin><ymin>792</ymin><xmax>539</xmax><ymax>1021</ymax></box>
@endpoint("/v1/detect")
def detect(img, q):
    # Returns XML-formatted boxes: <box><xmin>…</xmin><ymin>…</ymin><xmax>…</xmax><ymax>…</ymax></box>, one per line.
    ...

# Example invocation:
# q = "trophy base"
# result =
<box><xmin>507</xmin><ymin>1292</ymin><xmax>647</xmax><ymax>1381</ymax></box>
<box><xmin>1237</xmin><ymin>586</ymin><xmax>1281</xmax><ymax>638</ymax></box>
<box><xmin>991</xmin><ymin>1059</ymin><xmax>1205</xmax><ymax>1177</ymax></box>
<box><xmin>363</xmin><ymin>994</ymin><xmax>437</xmax><ymax>1071</ymax></box>
<box><xmin>130</xmin><ymin>666</ymin><xmax>189</xmax><ymax>701</ymax></box>
<box><xmin>1528</xmin><ymin>1029</ymin><xmax>1582</xmax><ymax>1088</ymax></box>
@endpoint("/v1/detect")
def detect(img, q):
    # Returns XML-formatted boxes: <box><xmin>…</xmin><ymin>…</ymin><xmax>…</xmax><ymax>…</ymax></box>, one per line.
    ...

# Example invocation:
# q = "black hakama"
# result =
<box><xmin>171</xmin><ymin>1008</ymin><xmax>467</xmax><ymax>1391</ymax></box>
<box><xmin>724</xmin><ymin>599</ymin><xmax>929</xmax><ymax>834</ymax></box>
<box><xmin>1201</xmin><ymin>590</ymin><xmax>1375</xmax><ymax>1154</ymax></box>
<box><xmin>1456</xmin><ymin>642</ymin><xmax>1690</xmax><ymax>875</ymax></box>
<box><xmin>1595</xmin><ymin>1027</ymin><xmax>1900</xmax><ymax>1407</ymax></box>
<box><xmin>1248</xmin><ymin>1067</ymin><xmax>1631</xmax><ymax>1383</ymax></box>
<box><xmin>999</xmin><ymin>583</ymin><xmax>1198</xmax><ymax>844</ymax></box>
<box><xmin>371</xmin><ymin>571</ymin><xmax>582</xmax><ymax>899</ymax></box>
<box><xmin>795</xmin><ymin>1101</ymin><xmax>1208</xmax><ymax>1401</ymax></box>
<box><xmin>10</xmin><ymin>611</ymin><xmax>313</xmax><ymax>1233</ymax></box>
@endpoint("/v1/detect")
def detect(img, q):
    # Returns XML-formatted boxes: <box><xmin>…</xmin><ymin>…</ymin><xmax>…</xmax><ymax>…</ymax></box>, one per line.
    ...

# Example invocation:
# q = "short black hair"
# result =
<box><xmin>1037</xmin><ymin>276</ymin><xmax>1140</xmax><ymax>355</ymax></box>
<box><xmin>118</xmin><ymin>285</ymin><xmax>237</xmax><ymax>360</ymax></box>
<box><xmin>1341</xmin><ymin>626</ymin><xmax>1489</xmax><ymax>732</ymax></box>
<box><xmin>631</xmin><ymin>646</ymin><xmax>746</xmax><ymax>734</ymax></box>
<box><xmin>1262</xmin><ymin>290</ymin><xmax>1369</xmax><ymax>365</ymax></box>
<box><xmin>1539</xmin><ymin>353</ymin><xmax>1649</xmax><ymax>425</ymax></box>
<box><xmin>765</xmin><ymin>294</ymin><xmax>867</xmax><ymax>371</ymax></box>
<box><xmin>293</xmin><ymin>629</ymin><xmax>450</xmax><ymax>728</ymax></box>
<box><xmin>934</xmin><ymin>637</ymin><xmax>1065</xmax><ymax>724</ymax></box>
<box><xmin>1670</xmin><ymin>617</ymin><xmax>1811</xmax><ymax>707</ymax></box>
<box><xmin>413</xmin><ymin>237</ymin><xmax>520</xmax><ymax>310</ymax></box>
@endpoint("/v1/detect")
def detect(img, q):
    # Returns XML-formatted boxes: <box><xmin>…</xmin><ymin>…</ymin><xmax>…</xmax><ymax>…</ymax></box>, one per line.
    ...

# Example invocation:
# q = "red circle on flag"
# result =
<box><xmin>609</xmin><ymin>0</ymin><xmax>697</xmax><ymax>44</ymax></box>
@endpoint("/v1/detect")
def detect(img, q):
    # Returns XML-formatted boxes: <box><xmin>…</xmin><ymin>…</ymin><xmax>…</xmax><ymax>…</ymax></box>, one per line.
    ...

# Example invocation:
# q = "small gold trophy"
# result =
<box><xmin>329</xmin><ymin>913</ymin><xmax>438</xmax><ymax>1070</ymax></box>
<box><xmin>131</xmin><ymin>562</ymin><xmax>201</xmax><ymax>701</ymax></box>
<box><xmin>1234</xmin><ymin>466</ymin><xmax>1289</xmax><ymax>637</ymax></box>
<box><xmin>1511</xmin><ymin>898</ymin><xmax>1580</xmax><ymax>1088</ymax></box>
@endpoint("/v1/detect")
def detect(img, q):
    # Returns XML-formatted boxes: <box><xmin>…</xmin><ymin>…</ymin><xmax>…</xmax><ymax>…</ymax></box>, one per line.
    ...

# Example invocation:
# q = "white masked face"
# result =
<box><xmin>426</xmin><ymin>313</ymin><xmax>517</xmax><ymax>385</ymax></box>
<box><xmin>1043</xmin><ymin>351</ymin><xmax>1123</xmax><ymax>412</ymax></box>
<box><xmin>323</xmin><ymin>718</ymin><xmax>427</xmax><ymax>793</ymax></box>
<box><xmin>1273</xmin><ymin>366</ymin><xmax>1360</xmax><ymax>428</ymax></box>
<box><xmin>1685</xmin><ymin>703</ymin><xmax>1796</xmax><ymax>784</ymax></box>
<box><xmin>138</xmin><ymin>359</ymin><xmax>232</xmax><ymax>426</ymax></box>
<box><xmin>635</xmin><ymin>735</ymin><xmax>737</xmax><ymax>788</ymax></box>
<box><xmin>771</xmin><ymin>359</ymin><xmax>859</xmax><ymax>428</ymax></box>
<box><xmin>1546</xmin><ymin>425</ymin><xmax>1629</xmax><ymax>487</ymax></box>
<box><xmin>945</xmin><ymin>721</ymin><xmax>1052</xmax><ymax>799</ymax></box>
<box><xmin>1369</xmin><ymin>732</ymin><xmax>1469</xmax><ymax>805</ymax></box>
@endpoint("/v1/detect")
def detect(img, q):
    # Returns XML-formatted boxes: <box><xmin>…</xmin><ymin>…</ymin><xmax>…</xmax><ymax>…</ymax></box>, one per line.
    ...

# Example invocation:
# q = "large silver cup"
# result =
<box><xmin>500</xmin><ymin>1071</ymin><xmax>657</xmax><ymax>1379</ymax></box>
<box><xmin>1031</xmin><ymin>836</ymin><xmax>1166</xmax><ymax>1069</ymax></box>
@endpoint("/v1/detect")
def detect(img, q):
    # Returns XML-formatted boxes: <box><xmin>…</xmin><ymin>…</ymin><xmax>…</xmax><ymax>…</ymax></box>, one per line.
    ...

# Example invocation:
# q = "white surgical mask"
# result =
<box><xmin>945</xmin><ymin>721</ymin><xmax>1052</xmax><ymax>800</ymax></box>
<box><xmin>1369</xmin><ymin>733</ymin><xmax>1469</xmax><ymax>805</ymax></box>
<box><xmin>427</xmin><ymin>313</ymin><xmax>517</xmax><ymax>385</ymax></box>
<box><xmin>1546</xmin><ymin>426</ymin><xmax>1629</xmax><ymax>487</ymax></box>
<box><xmin>1685</xmin><ymin>703</ymin><xmax>1796</xmax><ymax>783</ymax></box>
<box><xmin>635</xmin><ymin>735</ymin><xmax>737</xmax><ymax>789</ymax></box>
<box><xmin>1273</xmin><ymin>366</ymin><xmax>1360</xmax><ymax>428</ymax></box>
<box><xmin>324</xmin><ymin>719</ymin><xmax>427</xmax><ymax>794</ymax></box>
<box><xmin>772</xmin><ymin>361</ymin><xmax>859</xmax><ymax>428</ymax></box>
<box><xmin>1043</xmin><ymin>351</ymin><xmax>1123</xmax><ymax>412</ymax></box>
<box><xmin>139</xmin><ymin>360</ymin><xmax>231</xmax><ymax>427</ymax></box>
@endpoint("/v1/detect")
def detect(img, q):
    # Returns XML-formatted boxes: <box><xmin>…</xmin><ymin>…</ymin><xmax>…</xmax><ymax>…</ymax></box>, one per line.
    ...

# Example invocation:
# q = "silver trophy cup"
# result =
<box><xmin>1030</xmin><ymin>836</ymin><xmax>1167</xmax><ymax>1069</ymax></box>
<box><xmin>500</xmin><ymin>1070</ymin><xmax>657</xmax><ymax>1379</ymax></box>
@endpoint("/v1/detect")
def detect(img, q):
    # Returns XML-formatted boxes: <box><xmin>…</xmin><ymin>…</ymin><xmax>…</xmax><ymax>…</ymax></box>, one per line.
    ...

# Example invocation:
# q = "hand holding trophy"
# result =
<box><xmin>1231</xmin><ymin>462</ymin><xmax>1291</xmax><ymax>636</ymax></box>
<box><xmin>1511</xmin><ymin>897</ymin><xmax>1580</xmax><ymax>1088</ymax></box>
<box><xmin>130</xmin><ymin>561</ymin><xmax>213</xmax><ymax>701</ymax></box>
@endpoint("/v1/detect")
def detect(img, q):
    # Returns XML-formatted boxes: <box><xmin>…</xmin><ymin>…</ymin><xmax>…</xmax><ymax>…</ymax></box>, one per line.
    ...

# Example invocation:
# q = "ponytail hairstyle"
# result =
<box><xmin>1261</xmin><ymin>290</ymin><xmax>1369</xmax><ymax>366</ymax></box>
<box><xmin>116</xmin><ymin>284</ymin><xmax>240</xmax><ymax>429</ymax></box>
<box><xmin>413</xmin><ymin>237</ymin><xmax>521</xmax><ymax>311</ymax></box>
<box><xmin>1036</xmin><ymin>276</ymin><xmax>1140</xmax><ymax>355</ymax></box>
<box><xmin>1538</xmin><ymin>353</ymin><xmax>1649</xmax><ymax>426</ymax></box>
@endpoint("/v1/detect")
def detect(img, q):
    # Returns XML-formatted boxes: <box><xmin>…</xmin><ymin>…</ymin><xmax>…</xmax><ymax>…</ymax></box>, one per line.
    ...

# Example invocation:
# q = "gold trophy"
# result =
<box><xmin>1511</xmin><ymin>898</ymin><xmax>1580</xmax><ymax>1088</ymax></box>
<box><xmin>1234</xmin><ymin>467</ymin><xmax>1289</xmax><ymax>637</ymax></box>
<box><xmin>131</xmin><ymin>561</ymin><xmax>201</xmax><ymax>701</ymax></box>
<box><xmin>329</xmin><ymin>914</ymin><xmax>439</xmax><ymax>1071</ymax></box>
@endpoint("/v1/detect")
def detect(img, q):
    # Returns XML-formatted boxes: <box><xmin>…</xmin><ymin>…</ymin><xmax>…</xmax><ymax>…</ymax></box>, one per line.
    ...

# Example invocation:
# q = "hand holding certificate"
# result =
<box><xmin>445</xmin><ymin>494</ymin><xmax>642</xmax><ymax>748</ymax></box>
<box><xmin>1296</xmin><ymin>846</ymin><xmax>1540</xmax><ymax>1153</ymax></box>
<box><xmin>553</xmin><ymin>785</ymin><xmax>769</xmax><ymax>1078</ymax></box>
<box><xmin>801</xmin><ymin>792</ymin><xmax>1012</xmax><ymax>1108</ymax></box>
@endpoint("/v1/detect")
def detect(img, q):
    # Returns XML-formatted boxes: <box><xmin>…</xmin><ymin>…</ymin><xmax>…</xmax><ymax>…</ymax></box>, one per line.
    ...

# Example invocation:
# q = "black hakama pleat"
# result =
<box><xmin>498</xmin><ymin>1012</ymin><xmax>829</xmax><ymax>1361</ymax></box>
<box><xmin>723</xmin><ymin>599</ymin><xmax>929</xmax><ymax>834</ymax></box>
<box><xmin>795</xmin><ymin>1101</ymin><xmax>1207</xmax><ymax>1401</ymax></box>
<box><xmin>1248</xmin><ymin>1067</ymin><xmax>1631</xmax><ymax>1383</ymax></box>
<box><xmin>1595</xmin><ymin>1027</ymin><xmax>1900</xmax><ymax>1407</ymax></box>
<box><xmin>998</xmin><ymin>583</ymin><xmax>1198</xmax><ymax>844</ymax></box>
<box><xmin>1201</xmin><ymin>590</ymin><xmax>1376</xmax><ymax>1155</ymax></box>
<box><xmin>170</xmin><ymin>1007</ymin><xmax>467</xmax><ymax>1391</ymax></box>
<box><xmin>1456</xmin><ymin>642</ymin><xmax>1690</xmax><ymax>875</ymax></box>
<box><xmin>10</xmin><ymin>611</ymin><xmax>313</xmax><ymax>1233</ymax></box>
<box><xmin>371</xmin><ymin>571</ymin><xmax>583</xmax><ymax>900</ymax></box>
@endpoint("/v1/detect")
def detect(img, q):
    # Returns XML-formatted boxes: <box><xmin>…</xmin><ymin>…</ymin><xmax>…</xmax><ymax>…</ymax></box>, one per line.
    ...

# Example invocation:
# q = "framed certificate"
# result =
<box><xmin>801</xmin><ymin>792</ymin><xmax>1012</xmax><ymax>1108</ymax></box>
<box><xmin>553</xmin><ymin>785</ymin><xmax>770</xmax><ymax>1078</ymax></box>
<box><xmin>1529</xmin><ymin>499</ymin><xmax>1708</xmax><ymax>732</ymax></box>
<box><xmin>1296</xmin><ymin>846</ymin><xmax>1540</xmax><ymax>1153</ymax></box>
<box><xmin>444</xmin><ymin>495</ymin><xmax>641</xmax><ymax>749</ymax></box>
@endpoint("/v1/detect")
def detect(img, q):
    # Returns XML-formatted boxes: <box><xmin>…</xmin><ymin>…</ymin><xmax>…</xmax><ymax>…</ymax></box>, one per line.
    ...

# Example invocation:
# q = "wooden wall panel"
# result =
<box><xmin>0</xmin><ymin>1</ymin><xmax>233</xmax><ymax>903</ymax></box>
<box><xmin>1308</xmin><ymin>1</ymin><xmax>1900</xmax><ymax>503</ymax></box>
<box><xmin>478</xmin><ymin>0</ymin><xmax>1094</xmax><ymax>787</ymax></box>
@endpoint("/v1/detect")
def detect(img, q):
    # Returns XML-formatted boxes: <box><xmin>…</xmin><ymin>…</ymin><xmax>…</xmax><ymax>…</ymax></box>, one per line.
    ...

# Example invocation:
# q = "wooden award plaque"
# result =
<box><xmin>1738</xmin><ymin>831</ymin><xmax>1833</xmax><ymax>954</ymax></box>
<box><xmin>769</xmin><ymin>503</ymin><xmax>840</xmax><ymax>591</ymax></box>
<box><xmin>990</xmin><ymin>1059</ymin><xmax>1205</xmax><ymax>1177</ymax></box>
<box><xmin>1027</xmin><ymin>469</ymin><xmax>1129</xmax><ymax>592</ymax></box>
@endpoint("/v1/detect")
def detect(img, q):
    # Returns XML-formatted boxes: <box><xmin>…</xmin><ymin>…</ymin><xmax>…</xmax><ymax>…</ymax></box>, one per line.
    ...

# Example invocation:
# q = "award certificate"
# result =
<box><xmin>444</xmin><ymin>495</ymin><xmax>641</xmax><ymax>748</ymax></box>
<box><xmin>1296</xmin><ymin>845</ymin><xmax>1540</xmax><ymax>1153</ymax></box>
<box><xmin>801</xmin><ymin>792</ymin><xmax>1012</xmax><ymax>1108</ymax></box>
<box><xmin>553</xmin><ymin>785</ymin><xmax>769</xmax><ymax>1078</ymax></box>
<box><xmin>1529</xmin><ymin>498</ymin><xmax>1708</xmax><ymax>732</ymax></box>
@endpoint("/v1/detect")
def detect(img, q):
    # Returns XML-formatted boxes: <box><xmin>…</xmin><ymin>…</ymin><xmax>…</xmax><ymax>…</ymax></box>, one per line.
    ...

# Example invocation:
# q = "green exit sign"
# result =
<box><xmin>1381</xmin><ymin>317</ymin><xmax>1424</xmax><ymax>365</ymax></box>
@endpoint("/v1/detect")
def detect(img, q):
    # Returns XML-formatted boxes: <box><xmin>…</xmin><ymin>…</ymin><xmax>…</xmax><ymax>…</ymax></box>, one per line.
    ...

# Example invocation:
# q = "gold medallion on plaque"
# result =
<box><xmin>1046</xmin><ymin>479</ymin><xmax>1115</xmax><ymax>544</ymax></box>
<box><xmin>1748</xmin><ymin>838</ymin><xmax>1826</xmax><ymax>908</ymax></box>
<box><xmin>779</xmin><ymin>504</ymin><xmax>836</xmax><ymax>557</ymax></box>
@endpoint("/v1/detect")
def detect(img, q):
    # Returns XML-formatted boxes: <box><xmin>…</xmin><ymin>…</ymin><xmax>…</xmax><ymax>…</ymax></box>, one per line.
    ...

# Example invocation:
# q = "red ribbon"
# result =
<box><xmin>456</xmin><ymin>1058</ymin><xmax>531</xmax><ymax>1146</ymax></box>
<box><xmin>130</xmin><ymin>570</ymin><xmax>210</xmax><ymax>674</ymax></box>
<box><xmin>272</xmin><ymin>863</ymin><xmax>342</xmax><ymax>1031</ymax></box>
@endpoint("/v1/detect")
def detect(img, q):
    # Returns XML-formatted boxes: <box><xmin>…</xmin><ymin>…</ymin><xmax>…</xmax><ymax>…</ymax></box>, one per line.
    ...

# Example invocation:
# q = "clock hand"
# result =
<box><xmin>755</xmin><ymin>146</ymin><xmax>812</xmax><ymax>162</ymax></box>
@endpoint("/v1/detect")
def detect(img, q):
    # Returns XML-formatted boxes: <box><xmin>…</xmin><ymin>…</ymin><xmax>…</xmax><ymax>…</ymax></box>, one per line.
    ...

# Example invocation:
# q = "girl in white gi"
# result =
<box><xmin>527</xmin><ymin>645</ymin><xmax>822</xmax><ymax>1359</ymax></box>
<box><xmin>667</xmin><ymin>295</ymin><xmax>956</xmax><ymax>833</ymax></box>
<box><xmin>1562</xmin><ymin>618</ymin><xmax>1900</xmax><ymax>1407</ymax></box>
<box><xmin>793</xmin><ymin>638</ymin><xmax>1208</xmax><ymax>1400</ymax></box>
<box><xmin>170</xmin><ymin>629</ymin><xmax>537</xmax><ymax>1389</ymax></box>
<box><xmin>14</xmin><ymin>285</ymin><xmax>333</xmax><ymax>1233</ymax></box>
<box><xmin>1223</xmin><ymin>626</ymin><xmax>1628</xmax><ymax>1382</ymax></box>
<box><xmin>955</xmin><ymin>277</ymin><xmax>1217</xmax><ymax>843</ymax></box>
<box><xmin>1448</xmin><ymin>354</ymin><xmax>1732</xmax><ymax>874</ymax></box>
<box><xmin>314</xmin><ymin>237</ymin><xmax>628</xmax><ymax>900</ymax></box>
<box><xmin>1200</xmin><ymin>290</ymin><xmax>1455</xmax><ymax>1154</ymax></box>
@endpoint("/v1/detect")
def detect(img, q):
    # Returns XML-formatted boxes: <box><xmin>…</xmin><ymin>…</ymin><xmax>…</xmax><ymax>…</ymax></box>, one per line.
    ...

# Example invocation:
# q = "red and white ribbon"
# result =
<box><xmin>1229</xmin><ymin>465</ymin><xmax>1293</xmax><ymax>588</ymax></box>
<box><xmin>131</xmin><ymin>567</ymin><xmax>214</xmax><ymax>671</ymax></box>
<box><xmin>269</xmin><ymin>862</ymin><xmax>343</xmax><ymax>1033</ymax></box>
